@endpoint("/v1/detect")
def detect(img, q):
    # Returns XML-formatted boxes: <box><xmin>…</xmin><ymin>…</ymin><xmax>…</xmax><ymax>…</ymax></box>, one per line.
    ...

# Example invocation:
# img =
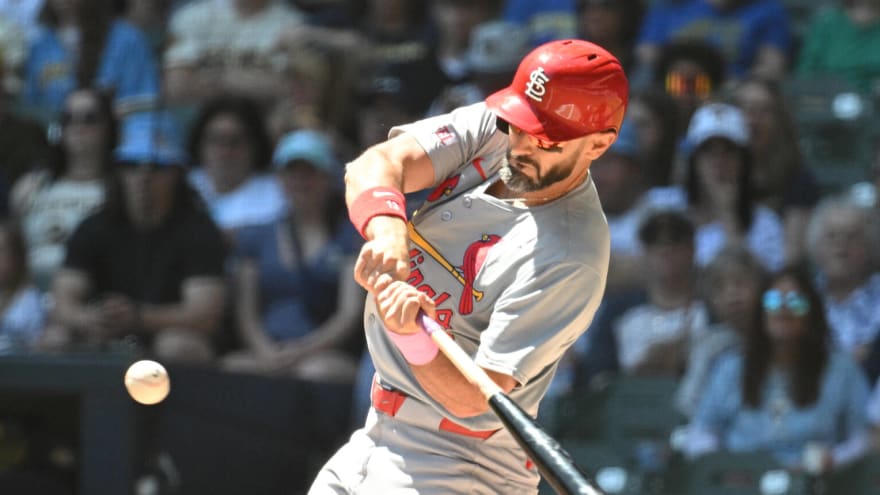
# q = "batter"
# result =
<box><xmin>309</xmin><ymin>39</ymin><xmax>629</xmax><ymax>495</ymax></box>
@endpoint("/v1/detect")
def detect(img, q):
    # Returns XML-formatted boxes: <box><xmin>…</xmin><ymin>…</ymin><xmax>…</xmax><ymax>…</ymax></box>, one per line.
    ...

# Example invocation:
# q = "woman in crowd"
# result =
<box><xmin>186</xmin><ymin>95</ymin><xmax>285</xmax><ymax>237</ymax></box>
<box><xmin>684</xmin><ymin>266</ymin><xmax>871</xmax><ymax>473</ymax></box>
<box><xmin>732</xmin><ymin>76</ymin><xmax>820</xmax><ymax>265</ymax></box>
<box><xmin>222</xmin><ymin>130</ymin><xmax>363</xmax><ymax>384</ymax></box>
<box><xmin>11</xmin><ymin>87</ymin><xmax>117</xmax><ymax>291</ymax></box>
<box><xmin>682</xmin><ymin>102</ymin><xmax>785</xmax><ymax>271</ymax></box>
<box><xmin>676</xmin><ymin>245</ymin><xmax>765</xmax><ymax>417</ymax></box>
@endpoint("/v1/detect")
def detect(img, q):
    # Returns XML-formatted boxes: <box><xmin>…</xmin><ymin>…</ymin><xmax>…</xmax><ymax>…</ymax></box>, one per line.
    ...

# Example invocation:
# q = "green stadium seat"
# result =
<box><xmin>664</xmin><ymin>451</ymin><xmax>810</xmax><ymax>495</ymax></box>
<box><xmin>782</xmin><ymin>76</ymin><xmax>875</xmax><ymax>194</ymax></box>
<box><xmin>824</xmin><ymin>453</ymin><xmax>880</xmax><ymax>495</ymax></box>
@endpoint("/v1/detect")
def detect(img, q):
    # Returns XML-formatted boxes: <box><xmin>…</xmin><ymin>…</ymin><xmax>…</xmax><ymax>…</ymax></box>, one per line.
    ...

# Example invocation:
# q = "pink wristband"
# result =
<box><xmin>348</xmin><ymin>187</ymin><xmax>407</xmax><ymax>239</ymax></box>
<box><xmin>386</xmin><ymin>328</ymin><xmax>439</xmax><ymax>365</ymax></box>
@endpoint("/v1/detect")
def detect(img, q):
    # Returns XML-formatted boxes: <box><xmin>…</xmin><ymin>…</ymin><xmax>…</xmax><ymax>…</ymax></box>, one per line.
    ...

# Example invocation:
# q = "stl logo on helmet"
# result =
<box><xmin>524</xmin><ymin>67</ymin><xmax>549</xmax><ymax>102</ymax></box>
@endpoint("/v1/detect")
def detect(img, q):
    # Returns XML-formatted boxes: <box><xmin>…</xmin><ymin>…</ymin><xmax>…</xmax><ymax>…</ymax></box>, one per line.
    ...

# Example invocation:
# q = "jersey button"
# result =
<box><xmin>440</xmin><ymin>211</ymin><xmax>452</xmax><ymax>221</ymax></box>
<box><xmin>463</xmin><ymin>197</ymin><xmax>472</xmax><ymax>208</ymax></box>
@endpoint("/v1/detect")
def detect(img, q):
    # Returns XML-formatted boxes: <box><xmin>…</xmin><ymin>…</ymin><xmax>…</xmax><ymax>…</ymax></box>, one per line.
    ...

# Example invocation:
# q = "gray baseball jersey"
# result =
<box><xmin>368</xmin><ymin>101</ymin><xmax>610</xmax><ymax>429</ymax></box>
<box><xmin>308</xmin><ymin>102</ymin><xmax>609</xmax><ymax>495</ymax></box>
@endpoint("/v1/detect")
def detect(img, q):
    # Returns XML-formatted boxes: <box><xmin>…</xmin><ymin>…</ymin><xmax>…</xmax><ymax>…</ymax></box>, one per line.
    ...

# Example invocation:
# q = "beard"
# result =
<box><xmin>499</xmin><ymin>152</ymin><xmax>575</xmax><ymax>194</ymax></box>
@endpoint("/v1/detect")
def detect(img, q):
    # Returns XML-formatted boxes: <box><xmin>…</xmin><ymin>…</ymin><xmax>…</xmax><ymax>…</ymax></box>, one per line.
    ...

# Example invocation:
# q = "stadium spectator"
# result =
<box><xmin>0</xmin><ymin>57</ymin><xmax>48</xmax><ymax>216</ymax></box>
<box><xmin>431</xmin><ymin>0</ymin><xmax>502</xmax><ymax>83</ymax></box>
<box><xmin>0</xmin><ymin>0</ymin><xmax>45</xmax><ymax>43</ymax></box>
<box><xmin>634</xmin><ymin>0</ymin><xmax>791</xmax><ymax>83</ymax></box>
<box><xmin>41</xmin><ymin>111</ymin><xmax>227</xmax><ymax>363</ymax></box>
<box><xmin>683</xmin><ymin>265</ymin><xmax>871</xmax><ymax>473</ymax></box>
<box><xmin>797</xmin><ymin>0</ymin><xmax>880</xmax><ymax>92</ymax></box>
<box><xmin>731</xmin><ymin>76</ymin><xmax>820</xmax><ymax>265</ymax></box>
<box><xmin>626</xmin><ymin>88</ymin><xmax>681</xmax><ymax>188</ymax></box>
<box><xmin>222</xmin><ymin>129</ymin><xmax>363</xmax><ymax>383</ymax></box>
<box><xmin>426</xmin><ymin>20</ymin><xmax>531</xmax><ymax>117</ymax></box>
<box><xmin>11</xmin><ymin>87</ymin><xmax>116</xmax><ymax>291</ymax></box>
<box><xmin>123</xmin><ymin>0</ymin><xmax>172</xmax><ymax>58</ymax></box>
<box><xmin>186</xmin><ymin>95</ymin><xmax>285</xmax><ymax>236</ymax></box>
<box><xmin>676</xmin><ymin>245</ymin><xmax>765</xmax><ymax>417</ymax></box>
<box><xmin>805</xmin><ymin>195</ymin><xmax>880</xmax><ymax>362</ymax></box>
<box><xmin>21</xmin><ymin>0</ymin><xmax>159</xmax><ymax>121</ymax></box>
<box><xmin>162</xmin><ymin>0</ymin><xmax>304</xmax><ymax>106</ymax></box>
<box><xmin>652</xmin><ymin>40</ymin><xmax>726</xmax><ymax>138</ymax></box>
<box><xmin>681</xmin><ymin>102</ymin><xmax>785</xmax><ymax>270</ymax></box>
<box><xmin>577</xmin><ymin>0</ymin><xmax>644</xmax><ymax>72</ymax></box>
<box><xmin>0</xmin><ymin>13</ymin><xmax>26</xmax><ymax>95</ymax></box>
<box><xmin>502</xmin><ymin>0</ymin><xmax>577</xmax><ymax>46</ymax></box>
<box><xmin>0</xmin><ymin>220</ymin><xmax>46</xmax><ymax>351</ymax></box>
<box><xmin>276</xmin><ymin>0</ymin><xmax>448</xmax><ymax>118</ymax></box>
<box><xmin>577</xmin><ymin>211</ymin><xmax>709</xmax><ymax>382</ymax></box>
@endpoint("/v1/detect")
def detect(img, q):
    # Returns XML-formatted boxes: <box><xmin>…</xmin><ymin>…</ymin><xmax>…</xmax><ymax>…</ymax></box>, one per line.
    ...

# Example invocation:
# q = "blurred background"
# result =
<box><xmin>1</xmin><ymin>0</ymin><xmax>880</xmax><ymax>494</ymax></box>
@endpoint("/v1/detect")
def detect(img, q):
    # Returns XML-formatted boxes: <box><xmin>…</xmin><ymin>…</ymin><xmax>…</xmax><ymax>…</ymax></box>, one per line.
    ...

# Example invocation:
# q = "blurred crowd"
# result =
<box><xmin>1</xmin><ymin>0</ymin><xmax>880</xmax><ymax>488</ymax></box>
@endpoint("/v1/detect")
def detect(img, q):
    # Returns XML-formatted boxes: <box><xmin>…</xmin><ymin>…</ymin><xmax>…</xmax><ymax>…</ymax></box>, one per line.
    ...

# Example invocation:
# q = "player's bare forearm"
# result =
<box><xmin>344</xmin><ymin>133</ymin><xmax>435</xmax><ymax>208</ymax></box>
<box><xmin>412</xmin><ymin>354</ymin><xmax>518</xmax><ymax>418</ymax></box>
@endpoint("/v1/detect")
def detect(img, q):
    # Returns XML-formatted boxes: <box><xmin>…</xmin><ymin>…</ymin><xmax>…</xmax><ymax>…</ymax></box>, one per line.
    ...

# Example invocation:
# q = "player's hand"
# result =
<box><xmin>354</xmin><ymin>216</ymin><xmax>410</xmax><ymax>293</ymax></box>
<box><xmin>376</xmin><ymin>281</ymin><xmax>436</xmax><ymax>335</ymax></box>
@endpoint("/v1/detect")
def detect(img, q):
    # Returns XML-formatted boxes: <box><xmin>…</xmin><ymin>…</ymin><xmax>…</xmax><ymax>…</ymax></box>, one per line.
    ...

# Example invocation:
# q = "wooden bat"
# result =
<box><xmin>417</xmin><ymin>313</ymin><xmax>604</xmax><ymax>495</ymax></box>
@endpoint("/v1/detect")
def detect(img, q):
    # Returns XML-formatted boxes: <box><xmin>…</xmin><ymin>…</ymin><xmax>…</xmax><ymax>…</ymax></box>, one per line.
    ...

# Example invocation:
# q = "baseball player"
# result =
<box><xmin>309</xmin><ymin>39</ymin><xmax>628</xmax><ymax>494</ymax></box>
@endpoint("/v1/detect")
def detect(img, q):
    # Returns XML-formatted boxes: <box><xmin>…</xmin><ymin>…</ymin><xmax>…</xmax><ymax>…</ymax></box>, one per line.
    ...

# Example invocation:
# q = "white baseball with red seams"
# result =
<box><xmin>124</xmin><ymin>360</ymin><xmax>170</xmax><ymax>405</ymax></box>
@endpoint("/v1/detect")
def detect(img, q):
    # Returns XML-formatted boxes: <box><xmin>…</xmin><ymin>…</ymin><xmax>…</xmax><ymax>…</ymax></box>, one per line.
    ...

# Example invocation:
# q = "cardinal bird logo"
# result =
<box><xmin>458</xmin><ymin>234</ymin><xmax>501</xmax><ymax>315</ymax></box>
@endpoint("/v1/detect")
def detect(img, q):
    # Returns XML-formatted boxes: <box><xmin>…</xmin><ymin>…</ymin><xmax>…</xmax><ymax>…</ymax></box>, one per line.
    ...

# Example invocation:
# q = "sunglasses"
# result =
<box><xmin>762</xmin><ymin>289</ymin><xmax>810</xmax><ymax>316</ymax></box>
<box><xmin>61</xmin><ymin>110</ymin><xmax>102</xmax><ymax>126</ymax></box>
<box><xmin>665</xmin><ymin>72</ymin><xmax>712</xmax><ymax>99</ymax></box>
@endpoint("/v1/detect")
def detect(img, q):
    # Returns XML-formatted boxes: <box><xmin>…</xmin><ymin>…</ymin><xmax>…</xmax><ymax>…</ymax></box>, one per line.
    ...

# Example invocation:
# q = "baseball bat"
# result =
<box><xmin>417</xmin><ymin>312</ymin><xmax>604</xmax><ymax>495</ymax></box>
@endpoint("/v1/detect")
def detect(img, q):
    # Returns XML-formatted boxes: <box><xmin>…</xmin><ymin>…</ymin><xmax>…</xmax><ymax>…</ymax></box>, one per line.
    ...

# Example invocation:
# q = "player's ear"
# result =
<box><xmin>582</xmin><ymin>131</ymin><xmax>617</xmax><ymax>160</ymax></box>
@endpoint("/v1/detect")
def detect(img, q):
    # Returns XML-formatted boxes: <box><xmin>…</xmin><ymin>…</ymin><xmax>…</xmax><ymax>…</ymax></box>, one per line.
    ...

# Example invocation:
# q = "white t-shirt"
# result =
<box><xmin>188</xmin><ymin>169</ymin><xmax>286</xmax><ymax>230</ymax></box>
<box><xmin>20</xmin><ymin>176</ymin><xmax>105</xmax><ymax>290</ymax></box>
<box><xmin>614</xmin><ymin>300</ymin><xmax>709</xmax><ymax>373</ymax></box>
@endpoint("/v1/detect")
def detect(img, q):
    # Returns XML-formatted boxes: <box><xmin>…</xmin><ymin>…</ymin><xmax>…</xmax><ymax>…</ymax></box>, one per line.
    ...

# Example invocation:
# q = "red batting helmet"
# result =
<box><xmin>485</xmin><ymin>39</ymin><xmax>629</xmax><ymax>142</ymax></box>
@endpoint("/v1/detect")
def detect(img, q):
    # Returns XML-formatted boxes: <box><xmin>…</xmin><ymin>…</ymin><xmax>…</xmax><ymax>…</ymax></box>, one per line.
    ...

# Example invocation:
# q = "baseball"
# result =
<box><xmin>124</xmin><ymin>360</ymin><xmax>170</xmax><ymax>405</ymax></box>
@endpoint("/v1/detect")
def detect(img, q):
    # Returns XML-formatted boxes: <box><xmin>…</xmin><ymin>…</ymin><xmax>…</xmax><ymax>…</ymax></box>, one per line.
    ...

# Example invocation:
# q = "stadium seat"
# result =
<box><xmin>824</xmin><ymin>453</ymin><xmax>880</xmax><ymax>495</ymax></box>
<box><xmin>549</xmin><ymin>376</ymin><xmax>685</xmax><ymax>457</ymax></box>
<box><xmin>664</xmin><ymin>451</ymin><xmax>810</xmax><ymax>495</ymax></box>
<box><xmin>782</xmin><ymin>76</ymin><xmax>875</xmax><ymax>194</ymax></box>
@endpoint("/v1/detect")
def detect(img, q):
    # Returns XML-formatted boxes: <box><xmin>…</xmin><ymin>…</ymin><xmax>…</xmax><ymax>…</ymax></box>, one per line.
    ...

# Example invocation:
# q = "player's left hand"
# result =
<box><xmin>375</xmin><ymin>280</ymin><xmax>436</xmax><ymax>335</ymax></box>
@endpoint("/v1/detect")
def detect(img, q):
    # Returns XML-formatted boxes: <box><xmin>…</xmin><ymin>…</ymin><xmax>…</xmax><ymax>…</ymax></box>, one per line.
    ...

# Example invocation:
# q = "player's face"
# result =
<box><xmin>500</xmin><ymin>125</ymin><xmax>586</xmax><ymax>193</ymax></box>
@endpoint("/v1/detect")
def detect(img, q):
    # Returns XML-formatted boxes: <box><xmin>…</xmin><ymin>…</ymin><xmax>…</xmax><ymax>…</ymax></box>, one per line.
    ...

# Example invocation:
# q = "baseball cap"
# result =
<box><xmin>485</xmin><ymin>39</ymin><xmax>629</xmax><ymax>142</ymax></box>
<box><xmin>272</xmin><ymin>129</ymin><xmax>338</xmax><ymax>174</ymax></box>
<box><xmin>115</xmin><ymin>111</ymin><xmax>187</xmax><ymax>167</ymax></box>
<box><xmin>684</xmin><ymin>102</ymin><xmax>749</xmax><ymax>154</ymax></box>
<box><xmin>465</xmin><ymin>21</ymin><xmax>531</xmax><ymax>75</ymax></box>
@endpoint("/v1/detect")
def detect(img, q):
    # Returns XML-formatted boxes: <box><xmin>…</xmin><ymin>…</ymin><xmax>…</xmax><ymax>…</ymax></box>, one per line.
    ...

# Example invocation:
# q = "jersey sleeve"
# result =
<box><xmin>99</xmin><ymin>22</ymin><xmax>159</xmax><ymax>113</ymax></box>
<box><xmin>389</xmin><ymin>102</ymin><xmax>506</xmax><ymax>187</ymax></box>
<box><xmin>474</xmin><ymin>260</ymin><xmax>605</xmax><ymax>385</ymax></box>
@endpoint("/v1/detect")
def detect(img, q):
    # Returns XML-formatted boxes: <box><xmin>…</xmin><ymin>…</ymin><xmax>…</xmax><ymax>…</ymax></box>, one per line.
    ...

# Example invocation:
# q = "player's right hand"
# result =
<box><xmin>376</xmin><ymin>280</ymin><xmax>436</xmax><ymax>335</ymax></box>
<box><xmin>354</xmin><ymin>216</ymin><xmax>410</xmax><ymax>293</ymax></box>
